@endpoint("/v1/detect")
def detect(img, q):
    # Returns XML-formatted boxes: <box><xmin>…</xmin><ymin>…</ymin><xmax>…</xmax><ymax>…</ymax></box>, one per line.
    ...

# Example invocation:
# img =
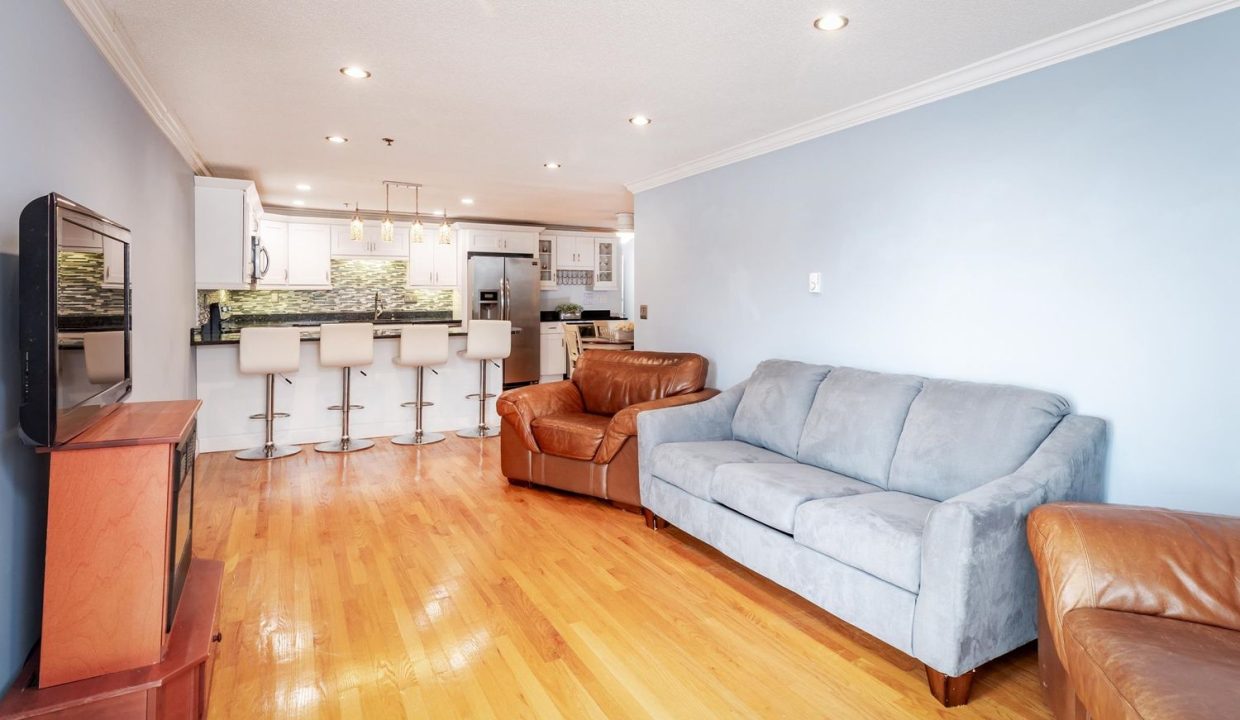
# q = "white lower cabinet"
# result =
<box><xmin>540</xmin><ymin>324</ymin><xmax>566</xmax><ymax>379</ymax></box>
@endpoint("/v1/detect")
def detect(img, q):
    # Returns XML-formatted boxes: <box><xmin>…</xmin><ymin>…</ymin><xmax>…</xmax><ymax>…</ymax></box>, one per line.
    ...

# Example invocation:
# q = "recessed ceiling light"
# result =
<box><xmin>292</xmin><ymin>199</ymin><xmax>306</xmax><ymax>206</ymax></box>
<box><xmin>628</xmin><ymin>115</ymin><xmax>652</xmax><ymax>127</ymax></box>
<box><xmin>326</xmin><ymin>135</ymin><xmax>348</xmax><ymax>144</ymax></box>
<box><xmin>340</xmin><ymin>66</ymin><xmax>371</xmax><ymax>79</ymax></box>
<box><xmin>460</xmin><ymin>197</ymin><xmax>475</xmax><ymax>205</ymax></box>
<box><xmin>814</xmin><ymin>14</ymin><xmax>849</xmax><ymax>31</ymax></box>
<box><xmin>544</xmin><ymin>162</ymin><xmax>561</xmax><ymax>169</ymax></box>
<box><xmin>295</xmin><ymin>183</ymin><xmax>312</xmax><ymax>191</ymax></box>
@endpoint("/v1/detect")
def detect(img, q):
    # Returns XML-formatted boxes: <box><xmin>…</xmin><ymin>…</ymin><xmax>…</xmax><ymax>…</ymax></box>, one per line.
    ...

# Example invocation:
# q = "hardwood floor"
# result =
<box><xmin>195</xmin><ymin>436</ymin><xmax>1051</xmax><ymax>719</ymax></box>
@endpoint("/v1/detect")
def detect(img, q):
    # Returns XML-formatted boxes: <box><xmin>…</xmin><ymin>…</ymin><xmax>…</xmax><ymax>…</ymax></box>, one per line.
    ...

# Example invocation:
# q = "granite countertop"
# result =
<box><xmin>191</xmin><ymin>314</ymin><xmax>526</xmax><ymax>347</ymax></box>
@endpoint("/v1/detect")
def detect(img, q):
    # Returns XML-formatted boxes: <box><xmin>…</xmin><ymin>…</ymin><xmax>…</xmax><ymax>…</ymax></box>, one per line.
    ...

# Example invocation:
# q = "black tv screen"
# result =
<box><xmin>19</xmin><ymin>193</ymin><xmax>132</xmax><ymax>447</ymax></box>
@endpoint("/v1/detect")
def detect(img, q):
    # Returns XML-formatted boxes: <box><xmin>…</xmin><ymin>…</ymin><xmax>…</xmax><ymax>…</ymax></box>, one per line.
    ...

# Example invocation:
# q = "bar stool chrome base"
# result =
<box><xmin>391</xmin><ymin>431</ymin><xmax>446</xmax><ymax>445</ymax></box>
<box><xmin>314</xmin><ymin>438</ymin><xmax>375</xmax><ymax>453</ymax></box>
<box><xmin>456</xmin><ymin>425</ymin><xmax>500</xmax><ymax>439</ymax></box>
<box><xmin>236</xmin><ymin>444</ymin><xmax>302</xmax><ymax>461</ymax></box>
<box><xmin>237</xmin><ymin>373</ymin><xmax>301</xmax><ymax>461</ymax></box>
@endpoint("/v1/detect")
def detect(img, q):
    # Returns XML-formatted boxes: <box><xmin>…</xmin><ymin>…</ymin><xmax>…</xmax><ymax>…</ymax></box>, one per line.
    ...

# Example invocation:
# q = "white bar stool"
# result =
<box><xmin>392</xmin><ymin>325</ymin><xmax>450</xmax><ymax>446</ymax></box>
<box><xmin>457</xmin><ymin>320</ymin><xmax>511</xmax><ymax>439</ymax></box>
<box><xmin>315</xmin><ymin>323</ymin><xmax>375</xmax><ymax>453</ymax></box>
<box><xmin>236</xmin><ymin>327</ymin><xmax>302</xmax><ymax>461</ymax></box>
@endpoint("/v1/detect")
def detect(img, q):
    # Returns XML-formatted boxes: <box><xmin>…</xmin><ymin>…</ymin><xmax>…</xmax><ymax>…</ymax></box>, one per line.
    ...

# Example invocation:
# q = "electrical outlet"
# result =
<box><xmin>639</xmin><ymin>304</ymin><xmax>648</xmax><ymax>319</ymax></box>
<box><xmin>808</xmin><ymin>272</ymin><xmax>822</xmax><ymax>294</ymax></box>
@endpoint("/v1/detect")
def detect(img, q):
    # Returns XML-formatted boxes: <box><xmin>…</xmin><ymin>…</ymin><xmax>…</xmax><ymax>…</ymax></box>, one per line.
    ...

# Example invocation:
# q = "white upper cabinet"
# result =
<box><xmin>458</xmin><ymin>223</ymin><xmax>543</xmax><ymax>255</ymax></box>
<box><xmin>406</xmin><ymin>230</ymin><xmax>458</xmax><ymax>288</ymax></box>
<box><xmin>556</xmin><ymin>234</ymin><xmax>595</xmax><ymax>270</ymax></box>
<box><xmin>537</xmin><ymin>234</ymin><xmax>557</xmax><ymax>289</ymax></box>
<box><xmin>102</xmin><ymin>236</ymin><xmax>126</xmax><ymax>288</ymax></box>
<box><xmin>256</xmin><ymin>220</ymin><xmax>289</xmax><ymax>286</ymax></box>
<box><xmin>194</xmin><ymin>176</ymin><xmax>263</xmax><ymax>289</ymax></box>
<box><xmin>331</xmin><ymin>221</ymin><xmax>410</xmax><ymax>258</ymax></box>
<box><xmin>287</xmin><ymin>223</ymin><xmax>333</xmax><ymax>287</ymax></box>
<box><xmin>593</xmin><ymin>238</ymin><xmax>617</xmax><ymax>289</ymax></box>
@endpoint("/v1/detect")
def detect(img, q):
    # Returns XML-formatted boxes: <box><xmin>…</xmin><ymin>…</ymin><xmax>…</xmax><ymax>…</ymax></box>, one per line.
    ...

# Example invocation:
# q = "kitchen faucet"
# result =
<box><xmin>373</xmin><ymin>291</ymin><xmax>385</xmax><ymax>321</ymax></box>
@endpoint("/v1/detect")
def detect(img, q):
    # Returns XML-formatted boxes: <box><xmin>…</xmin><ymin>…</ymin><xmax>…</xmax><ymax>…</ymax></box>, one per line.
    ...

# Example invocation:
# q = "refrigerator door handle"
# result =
<box><xmin>500</xmin><ymin>276</ymin><xmax>511</xmax><ymax>320</ymax></box>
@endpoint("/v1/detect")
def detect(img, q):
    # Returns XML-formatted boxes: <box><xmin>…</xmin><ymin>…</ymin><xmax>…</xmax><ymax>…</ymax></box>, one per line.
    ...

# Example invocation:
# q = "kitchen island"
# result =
<box><xmin>192</xmin><ymin>317</ymin><xmax>517</xmax><ymax>453</ymax></box>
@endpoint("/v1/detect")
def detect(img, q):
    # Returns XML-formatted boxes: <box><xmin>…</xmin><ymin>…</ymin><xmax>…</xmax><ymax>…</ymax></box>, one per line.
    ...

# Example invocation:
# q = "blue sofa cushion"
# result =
<box><xmin>649</xmin><ymin>441</ymin><xmax>795</xmax><ymax>501</ymax></box>
<box><xmin>731</xmin><ymin>360</ymin><xmax>832</xmax><ymax>458</ymax></box>
<box><xmin>797</xmin><ymin>368</ymin><xmax>924</xmax><ymax>488</ymax></box>
<box><xmin>888</xmin><ymin>379</ymin><xmax>1070</xmax><ymax>501</ymax></box>
<box><xmin>710</xmin><ymin>463</ymin><xmax>880</xmax><ymax>535</ymax></box>
<box><xmin>794</xmin><ymin>491</ymin><xmax>938</xmax><ymax>593</ymax></box>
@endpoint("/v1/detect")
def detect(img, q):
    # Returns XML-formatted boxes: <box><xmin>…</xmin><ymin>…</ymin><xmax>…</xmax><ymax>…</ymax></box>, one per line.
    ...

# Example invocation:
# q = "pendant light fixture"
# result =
<box><xmin>380</xmin><ymin>184</ymin><xmax>395</xmax><ymax>243</ymax></box>
<box><xmin>438</xmin><ymin>209</ymin><xmax>451</xmax><ymax>244</ymax></box>
<box><xmin>411</xmin><ymin>184</ymin><xmax>424</xmax><ymax>244</ymax></box>
<box><xmin>349</xmin><ymin>202</ymin><xmax>364</xmax><ymax>243</ymax></box>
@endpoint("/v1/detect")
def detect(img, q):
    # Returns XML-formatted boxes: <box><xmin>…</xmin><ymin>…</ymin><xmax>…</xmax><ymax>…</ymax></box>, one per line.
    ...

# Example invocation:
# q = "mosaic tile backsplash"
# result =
<box><xmin>58</xmin><ymin>251</ymin><xmax>125</xmax><ymax>315</ymax></box>
<box><xmin>198</xmin><ymin>258</ymin><xmax>457</xmax><ymax>323</ymax></box>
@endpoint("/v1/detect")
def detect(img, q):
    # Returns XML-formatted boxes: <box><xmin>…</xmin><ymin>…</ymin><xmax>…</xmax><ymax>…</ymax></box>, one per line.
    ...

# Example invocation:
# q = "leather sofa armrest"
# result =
<box><xmin>594</xmin><ymin>389</ymin><xmax>721</xmax><ymax>464</ymax></box>
<box><xmin>912</xmin><ymin>415</ymin><xmax>1107</xmax><ymax>677</ymax></box>
<box><xmin>1028</xmin><ymin>502</ymin><xmax>1240</xmax><ymax>663</ymax></box>
<box><xmin>496</xmin><ymin>381</ymin><xmax>585</xmax><ymax>453</ymax></box>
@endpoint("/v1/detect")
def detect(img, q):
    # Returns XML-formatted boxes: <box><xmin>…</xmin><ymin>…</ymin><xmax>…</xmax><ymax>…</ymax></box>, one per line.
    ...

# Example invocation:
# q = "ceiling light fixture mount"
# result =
<box><xmin>628</xmin><ymin>115</ymin><xmax>652</xmax><ymax>127</ymax></box>
<box><xmin>340</xmin><ymin>66</ymin><xmax>371</xmax><ymax>79</ymax></box>
<box><xmin>382</xmin><ymin>137</ymin><xmax>395</xmax><ymax>146</ymax></box>
<box><xmin>813</xmin><ymin>14</ymin><xmax>849</xmax><ymax>31</ymax></box>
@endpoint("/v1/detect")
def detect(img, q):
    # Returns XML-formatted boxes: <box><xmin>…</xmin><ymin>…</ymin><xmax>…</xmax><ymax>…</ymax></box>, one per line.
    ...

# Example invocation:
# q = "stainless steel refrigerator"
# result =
<box><xmin>467</xmin><ymin>253</ymin><xmax>541</xmax><ymax>387</ymax></box>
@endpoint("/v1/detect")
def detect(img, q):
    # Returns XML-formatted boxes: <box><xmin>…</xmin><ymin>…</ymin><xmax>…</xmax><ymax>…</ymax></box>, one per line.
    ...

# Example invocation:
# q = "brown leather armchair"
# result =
<box><xmin>1028</xmin><ymin>502</ymin><xmax>1240</xmax><ymax>720</ymax></box>
<box><xmin>497</xmin><ymin>350</ymin><xmax>717</xmax><ymax>510</ymax></box>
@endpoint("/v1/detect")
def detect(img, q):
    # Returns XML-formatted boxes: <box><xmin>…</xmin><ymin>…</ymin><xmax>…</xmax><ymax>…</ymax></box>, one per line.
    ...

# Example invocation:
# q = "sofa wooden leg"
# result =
<box><xmin>642</xmin><ymin>508</ymin><xmax>668</xmax><ymax>530</ymax></box>
<box><xmin>925</xmin><ymin>666</ymin><xmax>975</xmax><ymax>707</ymax></box>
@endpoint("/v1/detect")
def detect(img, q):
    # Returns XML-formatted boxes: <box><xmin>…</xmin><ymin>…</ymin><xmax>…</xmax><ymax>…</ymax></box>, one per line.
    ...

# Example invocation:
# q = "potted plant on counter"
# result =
<box><xmin>556</xmin><ymin>303</ymin><xmax>583</xmax><ymax>320</ymax></box>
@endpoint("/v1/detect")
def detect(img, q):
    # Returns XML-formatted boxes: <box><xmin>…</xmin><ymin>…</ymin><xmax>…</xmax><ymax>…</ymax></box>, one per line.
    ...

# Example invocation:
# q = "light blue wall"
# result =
<box><xmin>635</xmin><ymin>10</ymin><xmax>1240</xmax><ymax>515</ymax></box>
<box><xmin>0</xmin><ymin>2</ymin><xmax>195</xmax><ymax>688</ymax></box>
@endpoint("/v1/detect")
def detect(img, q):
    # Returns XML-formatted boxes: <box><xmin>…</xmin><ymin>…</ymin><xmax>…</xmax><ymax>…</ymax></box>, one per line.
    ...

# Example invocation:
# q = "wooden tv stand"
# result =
<box><xmin>0</xmin><ymin>401</ymin><xmax>224</xmax><ymax>720</ymax></box>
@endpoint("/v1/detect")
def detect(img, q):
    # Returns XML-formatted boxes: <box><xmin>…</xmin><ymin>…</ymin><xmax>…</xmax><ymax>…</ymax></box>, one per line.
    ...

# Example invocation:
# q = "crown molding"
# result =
<box><xmin>64</xmin><ymin>0</ymin><xmax>210</xmax><ymax>175</ymax></box>
<box><xmin>626</xmin><ymin>0</ymin><xmax>1240</xmax><ymax>194</ymax></box>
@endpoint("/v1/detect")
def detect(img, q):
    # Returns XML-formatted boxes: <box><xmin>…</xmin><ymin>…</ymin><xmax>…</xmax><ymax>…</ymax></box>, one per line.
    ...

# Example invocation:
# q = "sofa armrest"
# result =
<box><xmin>496</xmin><ymin>381</ymin><xmax>585</xmax><ymax>453</ymax></box>
<box><xmin>637</xmin><ymin>381</ymin><xmax>746</xmax><ymax>495</ymax></box>
<box><xmin>912</xmin><ymin>415</ymin><xmax>1107</xmax><ymax>676</ymax></box>
<box><xmin>1028</xmin><ymin>503</ymin><xmax>1240</xmax><ymax>665</ymax></box>
<box><xmin>594</xmin><ymin>389</ymin><xmax>721</xmax><ymax>463</ymax></box>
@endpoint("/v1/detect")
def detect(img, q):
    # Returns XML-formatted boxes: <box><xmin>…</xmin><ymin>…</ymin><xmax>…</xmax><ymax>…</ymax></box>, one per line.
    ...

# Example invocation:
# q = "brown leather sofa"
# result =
<box><xmin>1028</xmin><ymin>502</ymin><xmax>1240</xmax><ymax>720</ymax></box>
<box><xmin>496</xmin><ymin>350</ymin><xmax>716</xmax><ymax>510</ymax></box>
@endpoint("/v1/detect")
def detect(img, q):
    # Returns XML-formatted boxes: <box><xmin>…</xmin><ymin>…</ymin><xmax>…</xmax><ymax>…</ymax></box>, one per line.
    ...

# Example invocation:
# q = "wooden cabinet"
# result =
<box><xmin>330</xmin><ymin>222</ymin><xmax>410</xmax><ymax>258</ymax></box>
<box><xmin>194</xmin><ymin>177</ymin><xmax>262</xmax><ymax>289</ymax></box>
<box><xmin>287</xmin><ymin>223</ymin><xmax>332</xmax><ymax>287</ymax></box>
<box><xmin>407</xmin><ymin>231</ymin><xmax>459</xmax><ymax>288</ymax></box>
<box><xmin>593</xmin><ymin>238</ymin><xmax>617</xmax><ymax>290</ymax></box>
<box><xmin>538</xmin><ymin>235</ymin><xmax>557</xmax><ymax>289</ymax></box>
<box><xmin>256</xmin><ymin>220</ymin><xmax>289</xmax><ymax>286</ymax></box>
<box><xmin>556</xmin><ymin>234</ymin><xmax>596</xmax><ymax>270</ymax></box>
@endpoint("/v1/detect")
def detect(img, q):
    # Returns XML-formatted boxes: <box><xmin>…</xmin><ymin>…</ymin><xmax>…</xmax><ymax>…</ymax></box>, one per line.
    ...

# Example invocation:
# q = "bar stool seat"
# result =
<box><xmin>236</xmin><ymin>327</ymin><xmax>302</xmax><ymax>461</ymax></box>
<box><xmin>457</xmin><ymin>320</ymin><xmax>512</xmax><ymax>438</ymax></box>
<box><xmin>315</xmin><ymin>323</ymin><xmax>375</xmax><ymax>453</ymax></box>
<box><xmin>392</xmin><ymin>325</ymin><xmax>451</xmax><ymax>446</ymax></box>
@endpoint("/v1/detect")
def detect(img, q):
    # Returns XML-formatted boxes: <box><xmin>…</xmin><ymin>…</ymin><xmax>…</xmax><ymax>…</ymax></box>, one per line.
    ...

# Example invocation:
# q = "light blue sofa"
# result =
<box><xmin>637</xmin><ymin>360</ymin><xmax>1106</xmax><ymax>706</ymax></box>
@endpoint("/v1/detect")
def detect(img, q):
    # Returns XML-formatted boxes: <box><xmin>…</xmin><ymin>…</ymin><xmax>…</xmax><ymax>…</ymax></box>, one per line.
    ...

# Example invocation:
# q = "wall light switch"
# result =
<box><xmin>808</xmin><ymin>272</ymin><xmax>822</xmax><ymax>294</ymax></box>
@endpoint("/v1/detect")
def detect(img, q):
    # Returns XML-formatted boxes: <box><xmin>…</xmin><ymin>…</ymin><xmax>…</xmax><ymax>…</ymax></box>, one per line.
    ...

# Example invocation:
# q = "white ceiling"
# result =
<box><xmin>95</xmin><ymin>0</ymin><xmax>1151</xmax><ymax>227</ymax></box>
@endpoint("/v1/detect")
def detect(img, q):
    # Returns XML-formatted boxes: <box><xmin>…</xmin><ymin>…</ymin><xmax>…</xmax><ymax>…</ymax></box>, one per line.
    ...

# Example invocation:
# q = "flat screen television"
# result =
<box><xmin>19</xmin><ymin>193</ymin><xmax>132</xmax><ymax>447</ymax></box>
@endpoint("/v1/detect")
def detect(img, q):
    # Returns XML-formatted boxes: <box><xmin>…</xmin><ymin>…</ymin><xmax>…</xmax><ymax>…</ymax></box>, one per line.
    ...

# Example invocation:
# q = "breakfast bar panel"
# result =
<box><xmin>194</xmin><ymin>335</ymin><xmax>501</xmax><ymax>452</ymax></box>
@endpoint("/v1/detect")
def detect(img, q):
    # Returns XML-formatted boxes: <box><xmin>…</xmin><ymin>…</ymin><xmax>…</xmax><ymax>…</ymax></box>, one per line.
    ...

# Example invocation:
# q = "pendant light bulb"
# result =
<box><xmin>381</xmin><ymin>185</ymin><xmax>394</xmax><ymax>243</ymax></box>
<box><xmin>412</xmin><ymin>185</ymin><xmax>424</xmax><ymax>243</ymax></box>
<box><xmin>438</xmin><ymin>211</ymin><xmax>451</xmax><ymax>244</ymax></box>
<box><xmin>349</xmin><ymin>202</ymin><xmax>364</xmax><ymax>243</ymax></box>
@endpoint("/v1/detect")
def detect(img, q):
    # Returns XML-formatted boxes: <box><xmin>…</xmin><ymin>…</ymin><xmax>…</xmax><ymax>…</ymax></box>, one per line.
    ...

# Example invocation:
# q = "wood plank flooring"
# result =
<box><xmin>195</xmin><ymin>436</ymin><xmax>1051</xmax><ymax>719</ymax></box>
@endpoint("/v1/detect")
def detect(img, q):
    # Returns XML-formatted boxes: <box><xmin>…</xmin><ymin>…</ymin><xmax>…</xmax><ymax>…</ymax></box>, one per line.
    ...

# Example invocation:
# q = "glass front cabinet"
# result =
<box><xmin>593</xmin><ymin>238</ymin><xmax>617</xmax><ymax>290</ymax></box>
<box><xmin>538</xmin><ymin>236</ymin><xmax>557</xmax><ymax>289</ymax></box>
